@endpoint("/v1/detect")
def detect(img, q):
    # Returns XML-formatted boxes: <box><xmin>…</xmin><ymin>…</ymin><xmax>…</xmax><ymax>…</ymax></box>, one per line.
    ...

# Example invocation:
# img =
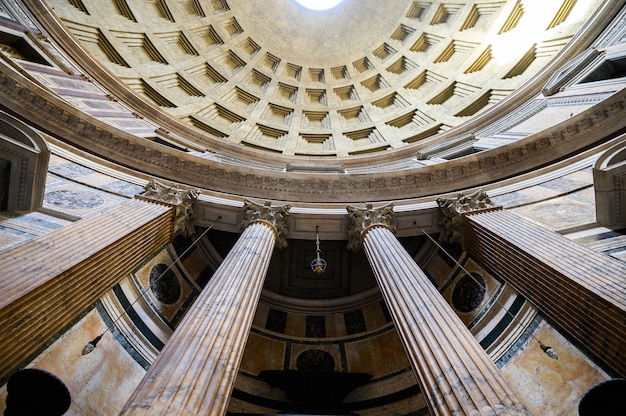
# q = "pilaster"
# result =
<box><xmin>0</xmin><ymin>198</ymin><xmax>173</xmax><ymax>384</ymax></box>
<box><xmin>463</xmin><ymin>208</ymin><xmax>626</xmax><ymax>377</ymax></box>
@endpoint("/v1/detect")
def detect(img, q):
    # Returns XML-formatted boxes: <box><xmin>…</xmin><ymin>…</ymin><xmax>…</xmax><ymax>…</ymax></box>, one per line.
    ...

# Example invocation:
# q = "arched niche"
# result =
<box><xmin>0</xmin><ymin>110</ymin><xmax>50</xmax><ymax>212</ymax></box>
<box><xmin>593</xmin><ymin>134</ymin><xmax>626</xmax><ymax>227</ymax></box>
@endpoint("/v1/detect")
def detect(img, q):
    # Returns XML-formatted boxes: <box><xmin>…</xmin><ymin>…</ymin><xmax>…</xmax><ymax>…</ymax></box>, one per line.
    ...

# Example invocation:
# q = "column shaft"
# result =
<box><xmin>463</xmin><ymin>209</ymin><xmax>626</xmax><ymax>376</ymax></box>
<box><xmin>120</xmin><ymin>221</ymin><xmax>277</xmax><ymax>416</ymax></box>
<box><xmin>362</xmin><ymin>226</ymin><xmax>530</xmax><ymax>416</ymax></box>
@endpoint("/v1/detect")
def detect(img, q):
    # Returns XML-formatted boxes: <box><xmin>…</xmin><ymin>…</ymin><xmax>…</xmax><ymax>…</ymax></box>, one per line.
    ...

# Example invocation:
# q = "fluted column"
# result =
<box><xmin>347</xmin><ymin>204</ymin><xmax>530</xmax><ymax>416</ymax></box>
<box><xmin>120</xmin><ymin>200</ymin><xmax>291</xmax><ymax>416</ymax></box>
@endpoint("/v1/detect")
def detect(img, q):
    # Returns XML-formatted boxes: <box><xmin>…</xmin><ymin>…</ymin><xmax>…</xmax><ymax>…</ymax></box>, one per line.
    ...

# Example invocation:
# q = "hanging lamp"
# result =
<box><xmin>311</xmin><ymin>226</ymin><xmax>327</xmax><ymax>276</ymax></box>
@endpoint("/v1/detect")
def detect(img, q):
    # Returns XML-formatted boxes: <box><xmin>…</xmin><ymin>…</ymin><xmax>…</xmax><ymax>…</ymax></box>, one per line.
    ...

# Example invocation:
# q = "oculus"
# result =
<box><xmin>294</xmin><ymin>0</ymin><xmax>343</xmax><ymax>11</ymax></box>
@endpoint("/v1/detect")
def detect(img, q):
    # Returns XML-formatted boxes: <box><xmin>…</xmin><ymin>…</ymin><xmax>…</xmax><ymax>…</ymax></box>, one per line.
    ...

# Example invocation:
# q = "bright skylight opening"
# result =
<box><xmin>294</xmin><ymin>0</ymin><xmax>343</xmax><ymax>11</ymax></box>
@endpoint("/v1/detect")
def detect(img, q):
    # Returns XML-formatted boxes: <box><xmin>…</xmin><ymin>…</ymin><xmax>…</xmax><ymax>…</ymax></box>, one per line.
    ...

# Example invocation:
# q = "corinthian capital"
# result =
<box><xmin>241</xmin><ymin>200</ymin><xmax>291</xmax><ymax>248</ymax></box>
<box><xmin>346</xmin><ymin>203</ymin><xmax>395</xmax><ymax>251</ymax></box>
<box><xmin>436</xmin><ymin>190</ymin><xmax>499</xmax><ymax>244</ymax></box>
<box><xmin>141</xmin><ymin>178</ymin><xmax>199</xmax><ymax>237</ymax></box>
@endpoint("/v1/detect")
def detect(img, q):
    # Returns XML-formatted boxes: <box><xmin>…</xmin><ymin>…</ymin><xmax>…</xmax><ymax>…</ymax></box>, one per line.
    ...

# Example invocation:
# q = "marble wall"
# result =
<box><xmin>0</xmin><ymin>153</ymin><xmax>142</xmax><ymax>253</ymax></box>
<box><xmin>0</xmin><ymin>309</ymin><xmax>146</xmax><ymax>416</ymax></box>
<box><xmin>1</xmin><ymin>146</ymin><xmax>624</xmax><ymax>416</ymax></box>
<box><xmin>502</xmin><ymin>321</ymin><xmax>610</xmax><ymax>416</ymax></box>
<box><xmin>0</xmin><ymin>153</ymin><xmax>154</xmax><ymax>415</ymax></box>
<box><xmin>0</xmin><ymin>1</ymin><xmax>624</xmax><ymax>413</ymax></box>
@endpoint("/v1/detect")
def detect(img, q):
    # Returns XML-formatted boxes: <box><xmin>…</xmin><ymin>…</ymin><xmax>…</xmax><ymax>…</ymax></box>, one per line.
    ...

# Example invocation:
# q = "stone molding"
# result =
<box><xmin>0</xmin><ymin>0</ymin><xmax>38</xmax><ymax>32</ymax></box>
<box><xmin>542</xmin><ymin>47</ymin><xmax>603</xmax><ymax>96</ymax></box>
<box><xmin>1</xmin><ymin>43</ymin><xmax>626</xmax><ymax>204</ymax></box>
<box><xmin>346</xmin><ymin>203</ymin><xmax>395</xmax><ymax>251</ymax></box>
<box><xmin>595</xmin><ymin>3</ymin><xmax>626</xmax><ymax>49</ymax></box>
<box><xmin>241</xmin><ymin>199</ymin><xmax>291</xmax><ymax>248</ymax></box>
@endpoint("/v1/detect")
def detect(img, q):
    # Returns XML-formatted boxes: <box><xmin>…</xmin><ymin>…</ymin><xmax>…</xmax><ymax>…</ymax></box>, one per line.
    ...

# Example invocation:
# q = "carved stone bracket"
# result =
<box><xmin>241</xmin><ymin>200</ymin><xmax>291</xmax><ymax>248</ymax></box>
<box><xmin>436</xmin><ymin>190</ymin><xmax>498</xmax><ymax>244</ymax></box>
<box><xmin>346</xmin><ymin>203</ymin><xmax>395</xmax><ymax>251</ymax></box>
<box><xmin>141</xmin><ymin>178</ymin><xmax>199</xmax><ymax>237</ymax></box>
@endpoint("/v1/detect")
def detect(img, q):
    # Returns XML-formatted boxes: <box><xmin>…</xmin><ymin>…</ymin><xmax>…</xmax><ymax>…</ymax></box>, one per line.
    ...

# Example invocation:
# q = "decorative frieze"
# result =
<box><xmin>1</xmin><ymin>53</ymin><xmax>626</xmax><ymax>202</ymax></box>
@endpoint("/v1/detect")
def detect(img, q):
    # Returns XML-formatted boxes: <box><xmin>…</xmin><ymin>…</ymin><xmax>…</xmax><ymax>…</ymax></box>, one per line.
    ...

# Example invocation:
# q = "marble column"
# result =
<box><xmin>347</xmin><ymin>203</ymin><xmax>530</xmax><ymax>416</ymax></box>
<box><xmin>120</xmin><ymin>200</ymin><xmax>291</xmax><ymax>416</ymax></box>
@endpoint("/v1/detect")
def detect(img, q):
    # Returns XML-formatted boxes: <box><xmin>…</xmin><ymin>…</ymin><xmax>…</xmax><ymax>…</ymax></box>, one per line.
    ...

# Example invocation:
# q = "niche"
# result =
<box><xmin>0</xmin><ymin>111</ymin><xmax>50</xmax><ymax>212</ymax></box>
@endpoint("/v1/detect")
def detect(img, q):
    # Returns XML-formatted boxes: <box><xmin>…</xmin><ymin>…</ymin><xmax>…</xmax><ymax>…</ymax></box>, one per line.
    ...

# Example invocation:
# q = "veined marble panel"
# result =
<box><xmin>0</xmin><ymin>308</ymin><xmax>146</xmax><ymax>416</ymax></box>
<box><xmin>501</xmin><ymin>320</ymin><xmax>610</xmax><ymax>416</ymax></box>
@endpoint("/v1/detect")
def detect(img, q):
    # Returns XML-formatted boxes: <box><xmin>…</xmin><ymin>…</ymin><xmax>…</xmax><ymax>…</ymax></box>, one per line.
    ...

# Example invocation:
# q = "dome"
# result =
<box><xmin>40</xmin><ymin>0</ymin><xmax>605</xmax><ymax>165</ymax></box>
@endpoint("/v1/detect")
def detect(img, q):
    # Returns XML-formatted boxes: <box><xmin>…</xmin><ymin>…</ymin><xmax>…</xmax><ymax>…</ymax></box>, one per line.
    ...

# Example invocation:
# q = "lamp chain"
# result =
<box><xmin>311</xmin><ymin>225</ymin><xmax>327</xmax><ymax>276</ymax></box>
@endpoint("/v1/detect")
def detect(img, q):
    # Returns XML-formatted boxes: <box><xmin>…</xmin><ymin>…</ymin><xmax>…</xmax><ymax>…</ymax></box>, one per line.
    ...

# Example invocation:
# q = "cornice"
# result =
<box><xmin>1</xmin><ymin>61</ymin><xmax>625</xmax><ymax>205</ymax></box>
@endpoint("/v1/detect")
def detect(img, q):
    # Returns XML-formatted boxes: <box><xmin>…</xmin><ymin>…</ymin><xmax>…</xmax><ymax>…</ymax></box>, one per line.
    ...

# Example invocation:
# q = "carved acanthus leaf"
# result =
<box><xmin>436</xmin><ymin>190</ymin><xmax>496</xmax><ymax>244</ymax></box>
<box><xmin>241</xmin><ymin>199</ymin><xmax>291</xmax><ymax>248</ymax></box>
<box><xmin>142</xmin><ymin>178</ymin><xmax>199</xmax><ymax>237</ymax></box>
<box><xmin>346</xmin><ymin>203</ymin><xmax>395</xmax><ymax>251</ymax></box>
